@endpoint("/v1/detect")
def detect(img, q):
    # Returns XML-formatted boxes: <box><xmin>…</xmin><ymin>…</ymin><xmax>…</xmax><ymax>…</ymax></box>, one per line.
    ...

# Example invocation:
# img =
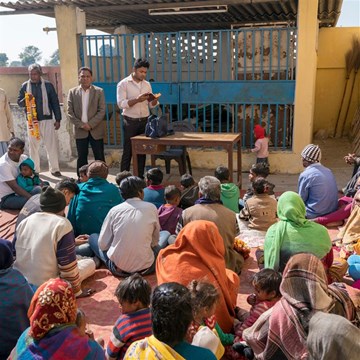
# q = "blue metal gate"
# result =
<box><xmin>80</xmin><ymin>27</ymin><xmax>296</xmax><ymax>149</ymax></box>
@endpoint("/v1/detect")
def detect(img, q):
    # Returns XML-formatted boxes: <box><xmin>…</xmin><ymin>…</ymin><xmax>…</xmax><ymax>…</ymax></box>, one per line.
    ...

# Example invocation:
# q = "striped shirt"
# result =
<box><xmin>236</xmin><ymin>297</ymin><xmax>279</xmax><ymax>337</ymax></box>
<box><xmin>106</xmin><ymin>307</ymin><xmax>152</xmax><ymax>359</ymax></box>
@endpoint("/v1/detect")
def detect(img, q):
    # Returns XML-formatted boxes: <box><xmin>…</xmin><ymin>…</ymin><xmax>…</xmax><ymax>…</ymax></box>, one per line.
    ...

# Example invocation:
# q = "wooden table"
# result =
<box><xmin>131</xmin><ymin>132</ymin><xmax>242</xmax><ymax>185</ymax></box>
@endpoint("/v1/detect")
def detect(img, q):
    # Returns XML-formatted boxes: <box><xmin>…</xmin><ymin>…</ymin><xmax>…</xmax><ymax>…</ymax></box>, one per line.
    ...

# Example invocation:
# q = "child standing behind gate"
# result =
<box><xmin>251</xmin><ymin>124</ymin><xmax>269</xmax><ymax>166</ymax></box>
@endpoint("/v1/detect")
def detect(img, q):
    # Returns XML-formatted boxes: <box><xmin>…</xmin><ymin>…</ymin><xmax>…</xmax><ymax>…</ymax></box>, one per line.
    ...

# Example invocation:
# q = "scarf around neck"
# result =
<box><xmin>195</xmin><ymin>197</ymin><xmax>222</xmax><ymax>205</ymax></box>
<box><xmin>26</xmin><ymin>77</ymin><xmax>50</xmax><ymax>116</ymax></box>
<box><xmin>125</xmin><ymin>335</ymin><xmax>185</xmax><ymax>359</ymax></box>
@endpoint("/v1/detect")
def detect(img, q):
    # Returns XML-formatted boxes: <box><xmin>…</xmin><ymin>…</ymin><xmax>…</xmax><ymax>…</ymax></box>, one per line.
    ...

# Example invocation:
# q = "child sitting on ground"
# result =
<box><xmin>115</xmin><ymin>171</ymin><xmax>132</xmax><ymax>188</ymax></box>
<box><xmin>241</xmin><ymin>163</ymin><xmax>275</xmax><ymax>208</ymax></box>
<box><xmin>187</xmin><ymin>280</ymin><xmax>235</xmax><ymax>359</ymax></box>
<box><xmin>158</xmin><ymin>185</ymin><xmax>183</xmax><ymax>235</ymax></box>
<box><xmin>78</xmin><ymin>164</ymin><xmax>89</xmax><ymax>183</ymax></box>
<box><xmin>239</xmin><ymin>178</ymin><xmax>277</xmax><ymax>231</ymax></box>
<box><xmin>214</xmin><ymin>165</ymin><xmax>240</xmax><ymax>213</ymax></box>
<box><xmin>179</xmin><ymin>173</ymin><xmax>199</xmax><ymax>209</ymax></box>
<box><xmin>115</xmin><ymin>171</ymin><xmax>132</xmax><ymax>202</ymax></box>
<box><xmin>106</xmin><ymin>273</ymin><xmax>152</xmax><ymax>360</ymax></box>
<box><xmin>251</xmin><ymin>124</ymin><xmax>269</xmax><ymax>166</ymax></box>
<box><xmin>16</xmin><ymin>158</ymin><xmax>43</xmax><ymax>193</ymax></box>
<box><xmin>143</xmin><ymin>167</ymin><xmax>165</xmax><ymax>208</ymax></box>
<box><xmin>76</xmin><ymin>308</ymin><xmax>104</xmax><ymax>347</ymax></box>
<box><xmin>234</xmin><ymin>268</ymin><xmax>282</xmax><ymax>339</ymax></box>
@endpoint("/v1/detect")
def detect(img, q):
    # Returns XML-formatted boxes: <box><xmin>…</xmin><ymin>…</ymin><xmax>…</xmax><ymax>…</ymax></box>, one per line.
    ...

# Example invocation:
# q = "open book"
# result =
<box><xmin>147</xmin><ymin>92</ymin><xmax>161</xmax><ymax>101</ymax></box>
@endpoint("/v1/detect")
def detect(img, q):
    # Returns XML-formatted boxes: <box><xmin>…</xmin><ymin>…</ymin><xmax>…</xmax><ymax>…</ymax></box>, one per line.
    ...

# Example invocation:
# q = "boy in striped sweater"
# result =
<box><xmin>106</xmin><ymin>274</ymin><xmax>152</xmax><ymax>359</ymax></box>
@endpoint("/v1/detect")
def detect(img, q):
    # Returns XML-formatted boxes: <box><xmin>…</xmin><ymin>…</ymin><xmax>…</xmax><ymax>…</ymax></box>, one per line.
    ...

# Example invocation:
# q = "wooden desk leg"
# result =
<box><xmin>131</xmin><ymin>140</ymin><xmax>139</xmax><ymax>176</ymax></box>
<box><xmin>237</xmin><ymin>139</ymin><xmax>242</xmax><ymax>189</ymax></box>
<box><xmin>228</xmin><ymin>145</ymin><xmax>234</xmax><ymax>183</ymax></box>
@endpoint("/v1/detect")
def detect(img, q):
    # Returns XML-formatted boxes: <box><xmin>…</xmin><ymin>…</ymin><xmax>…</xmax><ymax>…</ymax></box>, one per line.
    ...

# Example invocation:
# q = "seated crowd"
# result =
<box><xmin>0</xmin><ymin>138</ymin><xmax>359</xmax><ymax>360</ymax></box>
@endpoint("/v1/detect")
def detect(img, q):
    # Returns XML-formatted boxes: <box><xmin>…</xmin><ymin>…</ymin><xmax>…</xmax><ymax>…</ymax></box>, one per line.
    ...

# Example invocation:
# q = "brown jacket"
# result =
<box><xmin>240</xmin><ymin>193</ymin><xmax>277</xmax><ymax>231</ymax></box>
<box><xmin>67</xmin><ymin>85</ymin><xmax>106</xmax><ymax>140</ymax></box>
<box><xmin>181</xmin><ymin>203</ymin><xmax>244</xmax><ymax>274</ymax></box>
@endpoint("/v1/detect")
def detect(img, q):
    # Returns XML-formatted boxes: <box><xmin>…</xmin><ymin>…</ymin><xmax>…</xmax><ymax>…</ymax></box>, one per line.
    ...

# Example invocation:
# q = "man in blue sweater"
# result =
<box><xmin>298</xmin><ymin>144</ymin><xmax>338</xmax><ymax>219</ymax></box>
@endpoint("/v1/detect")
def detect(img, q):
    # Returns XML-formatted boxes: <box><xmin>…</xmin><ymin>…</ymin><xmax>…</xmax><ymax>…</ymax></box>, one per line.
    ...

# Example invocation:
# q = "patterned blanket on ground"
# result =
<box><xmin>0</xmin><ymin>210</ymin><xmax>18</xmax><ymax>240</ymax></box>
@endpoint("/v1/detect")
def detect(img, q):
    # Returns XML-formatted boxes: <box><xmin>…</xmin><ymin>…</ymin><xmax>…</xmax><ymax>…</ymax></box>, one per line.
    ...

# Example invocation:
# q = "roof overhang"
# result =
<box><xmin>0</xmin><ymin>0</ymin><xmax>343</xmax><ymax>33</ymax></box>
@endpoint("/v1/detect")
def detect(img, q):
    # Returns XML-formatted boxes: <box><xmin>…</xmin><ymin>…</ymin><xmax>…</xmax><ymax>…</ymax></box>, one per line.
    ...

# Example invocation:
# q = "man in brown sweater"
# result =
<box><xmin>175</xmin><ymin>175</ymin><xmax>243</xmax><ymax>274</ymax></box>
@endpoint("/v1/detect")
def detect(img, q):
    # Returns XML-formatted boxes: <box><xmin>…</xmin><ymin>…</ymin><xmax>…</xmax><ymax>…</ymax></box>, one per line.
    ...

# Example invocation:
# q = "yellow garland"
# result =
<box><xmin>234</xmin><ymin>236</ymin><xmax>251</xmax><ymax>259</ymax></box>
<box><xmin>25</xmin><ymin>92</ymin><xmax>40</xmax><ymax>140</ymax></box>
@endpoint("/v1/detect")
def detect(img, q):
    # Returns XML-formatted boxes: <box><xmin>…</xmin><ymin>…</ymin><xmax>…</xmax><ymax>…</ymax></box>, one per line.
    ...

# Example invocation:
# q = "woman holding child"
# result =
<box><xmin>156</xmin><ymin>220</ymin><xmax>239</xmax><ymax>333</ymax></box>
<box><xmin>243</xmin><ymin>253</ymin><xmax>358</xmax><ymax>360</ymax></box>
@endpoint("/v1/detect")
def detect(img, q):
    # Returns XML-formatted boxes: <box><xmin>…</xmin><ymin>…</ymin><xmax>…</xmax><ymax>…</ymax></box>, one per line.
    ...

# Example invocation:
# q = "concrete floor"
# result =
<box><xmin>41</xmin><ymin>137</ymin><xmax>353</xmax><ymax>192</ymax></box>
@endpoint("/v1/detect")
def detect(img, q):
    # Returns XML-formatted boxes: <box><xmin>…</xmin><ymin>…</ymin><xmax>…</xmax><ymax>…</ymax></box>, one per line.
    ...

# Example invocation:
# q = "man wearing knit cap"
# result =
<box><xmin>14</xmin><ymin>186</ymin><xmax>93</xmax><ymax>297</ymax></box>
<box><xmin>298</xmin><ymin>144</ymin><xmax>338</xmax><ymax>219</ymax></box>
<box><xmin>67</xmin><ymin>161</ymin><xmax>121</xmax><ymax>247</ymax></box>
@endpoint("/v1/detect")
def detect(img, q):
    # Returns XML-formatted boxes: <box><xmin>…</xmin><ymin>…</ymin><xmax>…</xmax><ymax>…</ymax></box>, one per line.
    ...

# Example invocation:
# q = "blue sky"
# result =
<box><xmin>0</xmin><ymin>0</ymin><xmax>359</xmax><ymax>63</ymax></box>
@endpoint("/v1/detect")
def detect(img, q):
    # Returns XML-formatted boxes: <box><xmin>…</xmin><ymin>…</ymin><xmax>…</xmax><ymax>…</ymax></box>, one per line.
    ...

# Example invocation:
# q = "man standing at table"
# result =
<box><xmin>117</xmin><ymin>58</ymin><xmax>159</xmax><ymax>178</ymax></box>
<box><xmin>67</xmin><ymin>67</ymin><xmax>106</xmax><ymax>176</ymax></box>
<box><xmin>17</xmin><ymin>64</ymin><xmax>62</xmax><ymax>176</ymax></box>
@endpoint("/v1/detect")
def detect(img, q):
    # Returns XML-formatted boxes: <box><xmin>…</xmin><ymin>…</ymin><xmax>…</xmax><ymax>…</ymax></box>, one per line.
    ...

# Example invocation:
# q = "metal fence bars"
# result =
<box><xmin>80</xmin><ymin>27</ymin><xmax>296</xmax><ymax>150</ymax></box>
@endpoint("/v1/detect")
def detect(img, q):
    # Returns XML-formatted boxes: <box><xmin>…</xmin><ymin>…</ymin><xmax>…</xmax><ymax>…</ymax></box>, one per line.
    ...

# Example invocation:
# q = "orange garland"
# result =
<box><xmin>25</xmin><ymin>92</ymin><xmax>40</xmax><ymax>140</ymax></box>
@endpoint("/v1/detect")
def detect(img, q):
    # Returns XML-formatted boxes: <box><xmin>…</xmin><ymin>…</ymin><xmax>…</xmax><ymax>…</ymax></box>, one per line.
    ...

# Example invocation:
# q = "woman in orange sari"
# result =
<box><xmin>156</xmin><ymin>220</ymin><xmax>240</xmax><ymax>332</ymax></box>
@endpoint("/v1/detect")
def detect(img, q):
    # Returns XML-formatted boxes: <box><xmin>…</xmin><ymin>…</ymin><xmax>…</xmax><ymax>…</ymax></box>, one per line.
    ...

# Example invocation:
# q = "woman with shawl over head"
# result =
<box><xmin>0</xmin><ymin>239</ymin><xmax>33</xmax><ymax>359</ymax></box>
<box><xmin>335</xmin><ymin>188</ymin><xmax>360</xmax><ymax>281</ymax></box>
<box><xmin>307</xmin><ymin>312</ymin><xmax>360</xmax><ymax>360</ymax></box>
<box><xmin>9</xmin><ymin>278</ymin><xmax>105</xmax><ymax>360</ymax></box>
<box><xmin>156</xmin><ymin>220</ymin><xmax>240</xmax><ymax>333</ymax></box>
<box><xmin>264</xmin><ymin>191</ymin><xmax>332</xmax><ymax>273</ymax></box>
<box><xmin>243</xmin><ymin>253</ymin><xmax>358</xmax><ymax>360</ymax></box>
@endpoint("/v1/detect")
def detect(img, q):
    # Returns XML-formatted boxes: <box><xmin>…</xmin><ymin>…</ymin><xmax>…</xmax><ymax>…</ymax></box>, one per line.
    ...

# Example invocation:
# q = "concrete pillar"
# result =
<box><xmin>114</xmin><ymin>25</ymin><xmax>134</xmax><ymax>79</ymax></box>
<box><xmin>293</xmin><ymin>0</ymin><xmax>319</xmax><ymax>154</ymax></box>
<box><xmin>55</xmin><ymin>5</ymin><xmax>86</xmax><ymax>158</ymax></box>
<box><xmin>55</xmin><ymin>5</ymin><xmax>86</xmax><ymax>97</ymax></box>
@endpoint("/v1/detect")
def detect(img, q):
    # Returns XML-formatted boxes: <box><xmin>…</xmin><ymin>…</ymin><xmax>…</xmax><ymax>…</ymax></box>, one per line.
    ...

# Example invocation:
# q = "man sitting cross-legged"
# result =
<box><xmin>89</xmin><ymin>176</ymin><xmax>162</xmax><ymax>277</ymax></box>
<box><xmin>176</xmin><ymin>175</ymin><xmax>244</xmax><ymax>274</ymax></box>
<box><xmin>14</xmin><ymin>186</ymin><xmax>94</xmax><ymax>297</ymax></box>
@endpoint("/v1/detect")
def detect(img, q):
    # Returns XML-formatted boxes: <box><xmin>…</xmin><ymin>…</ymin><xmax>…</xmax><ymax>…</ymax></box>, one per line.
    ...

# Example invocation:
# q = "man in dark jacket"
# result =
<box><xmin>17</xmin><ymin>63</ymin><xmax>62</xmax><ymax>176</ymax></box>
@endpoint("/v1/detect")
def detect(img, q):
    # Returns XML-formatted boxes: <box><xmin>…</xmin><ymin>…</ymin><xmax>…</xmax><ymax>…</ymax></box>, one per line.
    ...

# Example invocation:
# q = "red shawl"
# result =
<box><xmin>156</xmin><ymin>220</ymin><xmax>239</xmax><ymax>332</ymax></box>
<box><xmin>28</xmin><ymin>278</ymin><xmax>77</xmax><ymax>340</ymax></box>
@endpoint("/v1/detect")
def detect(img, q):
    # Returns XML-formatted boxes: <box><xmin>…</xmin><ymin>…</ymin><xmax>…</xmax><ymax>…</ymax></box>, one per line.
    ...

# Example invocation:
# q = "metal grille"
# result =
<box><xmin>80</xmin><ymin>27</ymin><xmax>296</xmax><ymax>149</ymax></box>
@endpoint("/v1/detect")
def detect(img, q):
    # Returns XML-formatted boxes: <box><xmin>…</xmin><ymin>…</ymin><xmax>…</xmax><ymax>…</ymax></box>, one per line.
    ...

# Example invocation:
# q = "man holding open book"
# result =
<box><xmin>117</xmin><ymin>58</ymin><xmax>160</xmax><ymax>178</ymax></box>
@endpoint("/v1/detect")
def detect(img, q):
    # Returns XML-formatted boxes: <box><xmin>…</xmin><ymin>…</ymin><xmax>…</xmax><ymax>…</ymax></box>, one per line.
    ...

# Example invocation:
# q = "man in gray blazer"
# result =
<box><xmin>67</xmin><ymin>67</ymin><xmax>106</xmax><ymax>175</ymax></box>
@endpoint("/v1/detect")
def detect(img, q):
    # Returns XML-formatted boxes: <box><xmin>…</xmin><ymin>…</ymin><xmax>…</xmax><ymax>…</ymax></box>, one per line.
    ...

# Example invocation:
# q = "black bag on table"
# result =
<box><xmin>145</xmin><ymin>114</ymin><xmax>168</xmax><ymax>138</ymax></box>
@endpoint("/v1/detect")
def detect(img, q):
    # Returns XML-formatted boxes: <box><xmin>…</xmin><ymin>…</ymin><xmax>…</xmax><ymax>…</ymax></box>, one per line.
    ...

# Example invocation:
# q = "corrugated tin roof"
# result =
<box><xmin>0</xmin><ymin>0</ymin><xmax>343</xmax><ymax>32</ymax></box>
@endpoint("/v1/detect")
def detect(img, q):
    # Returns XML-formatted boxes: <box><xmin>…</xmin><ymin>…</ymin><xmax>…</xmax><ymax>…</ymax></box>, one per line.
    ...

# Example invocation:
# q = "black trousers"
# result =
<box><xmin>76</xmin><ymin>133</ymin><xmax>105</xmax><ymax>176</ymax></box>
<box><xmin>121</xmin><ymin>116</ymin><xmax>147</xmax><ymax>178</ymax></box>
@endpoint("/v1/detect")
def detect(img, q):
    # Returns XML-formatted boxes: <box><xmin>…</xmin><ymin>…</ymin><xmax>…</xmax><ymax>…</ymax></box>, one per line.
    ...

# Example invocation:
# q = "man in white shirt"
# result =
<box><xmin>88</xmin><ymin>176</ymin><xmax>161</xmax><ymax>276</ymax></box>
<box><xmin>0</xmin><ymin>137</ymin><xmax>40</xmax><ymax>210</ymax></box>
<box><xmin>117</xmin><ymin>58</ymin><xmax>159</xmax><ymax>178</ymax></box>
<box><xmin>67</xmin><ymin>67</ymin><xmax>106</xmax><ymax>176</ymax></box>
